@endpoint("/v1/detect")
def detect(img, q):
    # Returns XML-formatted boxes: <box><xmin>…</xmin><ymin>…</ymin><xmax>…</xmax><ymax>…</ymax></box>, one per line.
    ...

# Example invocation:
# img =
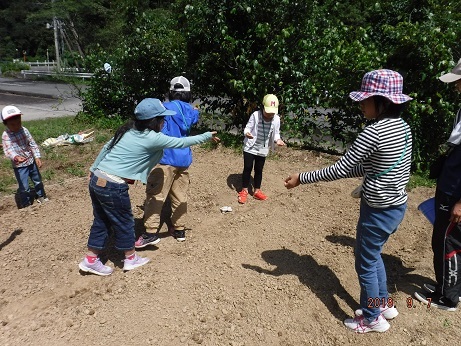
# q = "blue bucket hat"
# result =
<box><xmin>134</xmin><ymin>98</ymin><xmax>176</xmax><ymax>120</ymax></box>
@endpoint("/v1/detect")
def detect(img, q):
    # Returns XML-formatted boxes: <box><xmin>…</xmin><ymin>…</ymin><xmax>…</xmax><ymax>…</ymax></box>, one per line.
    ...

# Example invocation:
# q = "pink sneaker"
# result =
<box><xmin>123</xmin><ymin>253</ymin><xmax>149</xmax><ymax>271</ymax></box>
<box><xmin>135</xmin><ymin>233</ymin><xmax>160</xmax><ymax>248</ymax></box>
<box><xmin>79</xmin><ymin>257</ymin><xmax>113</xmax><ymax>276</ymax></box>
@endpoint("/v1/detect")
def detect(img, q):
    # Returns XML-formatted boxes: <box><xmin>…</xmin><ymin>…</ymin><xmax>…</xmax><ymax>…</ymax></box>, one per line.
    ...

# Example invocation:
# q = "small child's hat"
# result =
<box><xmin>439</xmin><ymin>59</ymin><xmax>461</xmax><ymax>83</ymax></box>
<box><xmin>263</xmin><ymin>94</ymin><xmax>279</xmax><ymax>114</ymax></box>
<box><xmin>1</xmin><ymin>105</ymin><xmax>22</xmax><ymax>121</ymax></box>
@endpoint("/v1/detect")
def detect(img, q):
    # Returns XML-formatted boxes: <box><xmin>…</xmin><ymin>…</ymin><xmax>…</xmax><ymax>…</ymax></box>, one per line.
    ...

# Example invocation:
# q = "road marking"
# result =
<box><xmin>0</xmin><ymin>83</ymin><xmax>21</xmax><ymax>86</ymax></box>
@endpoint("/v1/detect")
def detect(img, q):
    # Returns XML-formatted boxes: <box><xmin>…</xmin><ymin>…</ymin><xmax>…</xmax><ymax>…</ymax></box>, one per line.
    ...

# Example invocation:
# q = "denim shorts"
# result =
<box><xmin>87</xmin><ymin>173</ymin><xmax>135</xmax><ymax>251</ymax></box>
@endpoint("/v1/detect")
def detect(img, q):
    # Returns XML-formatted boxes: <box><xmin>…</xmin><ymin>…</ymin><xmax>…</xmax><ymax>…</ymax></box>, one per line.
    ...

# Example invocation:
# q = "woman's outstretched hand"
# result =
<box><xmin>284</xmin><ymin>173</ymin><xmax>300</xmax><ymax>189</ymax></box>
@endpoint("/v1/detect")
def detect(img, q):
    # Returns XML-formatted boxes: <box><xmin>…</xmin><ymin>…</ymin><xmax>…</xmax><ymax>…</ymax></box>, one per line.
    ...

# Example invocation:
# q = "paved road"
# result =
<box><xmin>0</xmin><ymin>77</ymin><xmax>82</xmax><ymax>120</ymax></box>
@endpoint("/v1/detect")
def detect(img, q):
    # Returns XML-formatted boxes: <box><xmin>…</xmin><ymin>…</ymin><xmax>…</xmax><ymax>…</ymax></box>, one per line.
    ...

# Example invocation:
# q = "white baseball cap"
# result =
<box><xmin>1</xmin><ymin>105</ymin><xmax>22</xmax><ymax>121</ymax></box>
<box><xmin>439</xmin><ymin>59</ymin><xmax>461</xmax><ymax>83</ymax></box>
<box><xmin>170</xmin><ymin>76</ymin><xmax>191</xmax><ymax>91</ymax></box>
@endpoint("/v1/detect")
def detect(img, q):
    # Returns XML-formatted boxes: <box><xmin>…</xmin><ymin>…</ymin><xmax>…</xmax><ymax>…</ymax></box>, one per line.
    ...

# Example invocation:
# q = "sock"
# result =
<box><xmin>126</xmin><ymin>253</ymin><xmax>136</xmax><ymax>260</ymax></box>
<box><xmin>86</xmin><ymin>254</ymin><xmax>97</xmax><ymax>264</ymax></box>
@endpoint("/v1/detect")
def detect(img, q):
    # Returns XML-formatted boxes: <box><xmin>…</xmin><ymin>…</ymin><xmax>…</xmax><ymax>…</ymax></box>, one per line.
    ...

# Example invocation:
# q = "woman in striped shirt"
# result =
<box><xmin>284</xmin><ymin>70</ymin><xmax>412</xmax><ymax>333</ymax></box>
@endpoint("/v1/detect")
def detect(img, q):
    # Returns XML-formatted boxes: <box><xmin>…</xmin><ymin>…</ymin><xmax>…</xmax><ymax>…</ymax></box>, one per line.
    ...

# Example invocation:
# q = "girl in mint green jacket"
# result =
<box><xmin>78</xmin><ymin>98</ymin><xmax>219</xmax><ymax>276</ymax></box>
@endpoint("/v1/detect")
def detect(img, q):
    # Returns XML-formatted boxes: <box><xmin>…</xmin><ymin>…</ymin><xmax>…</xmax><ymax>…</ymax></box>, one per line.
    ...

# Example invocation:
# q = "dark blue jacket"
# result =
<box><xmin>438</xmin><ymin>144</ymin><xmax>461</xmax><ymax>200</ymax></box>
<box><xmin>438</xmin><ymin>109</ymin><xmax>461</xmax><ymax>199</ymax></box>
<box><xmin>159</xmin><ymin>100</ymin><xmax>199</xmax><ymax>168</ymax></box>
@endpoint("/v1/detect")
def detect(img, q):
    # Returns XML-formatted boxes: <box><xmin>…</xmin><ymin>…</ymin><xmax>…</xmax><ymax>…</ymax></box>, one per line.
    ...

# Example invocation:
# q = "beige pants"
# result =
<box><xmin>144</xmin><ymin>164</ymin><xmax>190</xmax><ymax>232</ymax></box>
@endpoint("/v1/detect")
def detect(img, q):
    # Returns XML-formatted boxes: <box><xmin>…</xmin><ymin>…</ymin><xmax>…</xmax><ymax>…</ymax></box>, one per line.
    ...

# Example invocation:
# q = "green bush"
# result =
<box><xmin>0</xmin><ymin>61</ymin><xmax>30</xmax><ymax>75</ymax></box>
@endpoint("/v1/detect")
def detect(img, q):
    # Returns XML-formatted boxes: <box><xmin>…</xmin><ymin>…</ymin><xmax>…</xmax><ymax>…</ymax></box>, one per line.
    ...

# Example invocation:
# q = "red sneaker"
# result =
<box><xmin>238</xmin><ymin>190</ymin><xmax>248</xmax><ymax>204</ymax></box>
<box><xmin>253</xmin><ymin>190</ymin><xmax>268</xmax><ymax>200</ymax></box>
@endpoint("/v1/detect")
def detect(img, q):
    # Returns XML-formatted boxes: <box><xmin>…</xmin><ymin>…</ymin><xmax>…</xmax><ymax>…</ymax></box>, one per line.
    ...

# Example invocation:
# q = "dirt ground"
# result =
<box><xmin>0</xmin><ymin>145</ymin><xmax>459</xmax><ymax>346</ymax></box>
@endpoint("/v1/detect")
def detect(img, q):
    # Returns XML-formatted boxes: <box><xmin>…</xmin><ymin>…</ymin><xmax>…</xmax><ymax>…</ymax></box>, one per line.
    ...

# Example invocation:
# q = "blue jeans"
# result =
<box><xmin>87</xmin><ymin>173</ymin><xmax>135</xmax><ymax>251</ymax></box>
<box><xmin>356</xmin><ymin>199</ymin><xmax>406</xmax><ymax>321</ymax></box>
<box><xmin>13</xmin><ymin>162</ymin><xmax>46</xmax><ymax>207</ymax></box>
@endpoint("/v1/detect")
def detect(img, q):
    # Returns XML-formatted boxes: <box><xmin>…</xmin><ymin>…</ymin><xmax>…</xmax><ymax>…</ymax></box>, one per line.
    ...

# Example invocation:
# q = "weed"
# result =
<box><xmin>95</xmin><ymin>133</ymin><xmax>112</xmax><ymax>144</ymax></box>
<box><xmin>443</xmin><ymin>318</ymin><xmax>452</xmax><ymax>328</ymax></box>
<box><xmin>41</xmin><ymin>169</ymin><xmax>56</xmax><ymax>181</ymax></box>
<box><xmin>0</xmin><ymin>175</ymin><xmax>17</xmax><ymax>193</ymax></box>
<box><xmin>407</xmin><ymin>173</ymin><xmax>436</xmax><ymax>191</ymax></box>
<box><xmin>66</xmin><ymin>163</ymin><xmax>87</xmax><ymax>177</ymax></box>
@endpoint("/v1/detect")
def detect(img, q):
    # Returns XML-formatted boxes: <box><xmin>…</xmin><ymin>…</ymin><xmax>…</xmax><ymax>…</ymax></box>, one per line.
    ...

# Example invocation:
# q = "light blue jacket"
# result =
<box><xmin>90</xmin><ymin>129</ymin><xmax>211</xmax><ymax>184</ymax></box>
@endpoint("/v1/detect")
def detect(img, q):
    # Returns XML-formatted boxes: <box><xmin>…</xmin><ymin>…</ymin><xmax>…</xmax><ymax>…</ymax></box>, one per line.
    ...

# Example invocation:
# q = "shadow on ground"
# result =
<box><xmin>0</xmin><ymin>228</ymin><xmax>23</xmax><ymax>251</ymax></box>
<box><xmin>227</xmin><ymin>173</ymin><xmax>254</xmax><ymax>194</ymax></box>
<box><xmin>242</xmin><ymin>248</ymin><xmax>358</xmax><ymax>321</ymax></box>
<box><xmin>325</xmin><ymin>234</ymin><xmax>431</xmax><ymax>297</ymax></box>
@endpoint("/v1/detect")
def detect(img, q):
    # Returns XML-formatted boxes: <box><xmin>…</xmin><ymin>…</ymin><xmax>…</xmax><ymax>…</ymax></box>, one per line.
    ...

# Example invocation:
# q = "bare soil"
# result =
<box><xmin>0</xmin><ymin>145</ymin><xmax>459</xmax><ymax>346</ymax></box>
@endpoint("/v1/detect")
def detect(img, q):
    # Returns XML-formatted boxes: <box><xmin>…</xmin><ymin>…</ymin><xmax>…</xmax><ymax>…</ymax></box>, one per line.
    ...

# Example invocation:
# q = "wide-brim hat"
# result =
<box><xmin>439</xmin><ymin>59</ymin><xmax>461</xmax><ymax>83</ymax></box>
<box><xmin>349</xmin><ymin>69</ymin><xmax>412</xmax><ymax>104</ymax></box>
<box><xmin>134</xmin><ymin>98</ymin><xmax>176</xmax><ymax>120</ymax></box>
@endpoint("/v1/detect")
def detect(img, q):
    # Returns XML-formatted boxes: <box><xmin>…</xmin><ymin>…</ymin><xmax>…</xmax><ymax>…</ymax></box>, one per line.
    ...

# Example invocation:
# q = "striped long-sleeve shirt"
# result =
<box><xmin>2</xmin><ymin>127</ymin><xmax>41</xmax><ymax>168</ymax></box>
<box><xmin>299</xmin><ymin>117</ymin><xmax>412</xmax><ymax>208</ymax></box>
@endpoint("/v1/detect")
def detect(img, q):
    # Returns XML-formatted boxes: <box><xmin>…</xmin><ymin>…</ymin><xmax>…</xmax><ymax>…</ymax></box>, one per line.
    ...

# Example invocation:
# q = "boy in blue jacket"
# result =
<box><xmin>138</xmin><ymin>76</ymin><xmax>200</xmax><ymax>246</ymax></box>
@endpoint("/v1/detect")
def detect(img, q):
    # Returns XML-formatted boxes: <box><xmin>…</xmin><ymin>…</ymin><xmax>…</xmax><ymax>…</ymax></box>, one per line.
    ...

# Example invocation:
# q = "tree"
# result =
<box><xmin>172</xmin><ymin>0</ymin><xmax>381</xmax><ymax>149</ymax></box>
<box><xmin>173</xmin><ymin>0</ymin><xmax>461</xmax><ymax>169</ymax></box>
<box><xmin>0</xmin><ymin>0</ymin><xmax>52</xmax><ymax>59</ymax></box>
<box><xmin>80</xmin><ymin>6</ymin><xmax>187</xmax><ymax>118</ymax></box>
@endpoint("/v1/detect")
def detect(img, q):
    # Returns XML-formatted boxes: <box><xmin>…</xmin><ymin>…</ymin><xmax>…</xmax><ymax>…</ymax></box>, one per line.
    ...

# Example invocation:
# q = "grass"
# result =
<box><xmin>0</xmin><ymin>116</ymin><xmax>437</xmax><ymax>197</ymax></box>
<box><xmin>408</xmin><ymin>172</ymin><xmax>437</xmax><ymax>191</ymax></box>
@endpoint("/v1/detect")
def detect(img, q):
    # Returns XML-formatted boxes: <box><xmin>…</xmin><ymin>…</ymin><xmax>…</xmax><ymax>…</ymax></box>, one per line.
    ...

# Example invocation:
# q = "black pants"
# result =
<box><xmin>432</xmin><ymin>188</ymin><xmax>461</xmax><ymax>304</ymax></box>
<box><xmin>242</xmin><ymin>151</ymin><xmax>266</xmax><ymax>190</ymax></box>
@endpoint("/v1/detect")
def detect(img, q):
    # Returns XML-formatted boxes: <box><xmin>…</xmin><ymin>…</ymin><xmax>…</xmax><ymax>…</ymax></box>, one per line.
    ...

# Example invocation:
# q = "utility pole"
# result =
<box><xmin>52</xmin><ymin>0</ymin><xmax>61</xmax><ymax>71</ymax></box>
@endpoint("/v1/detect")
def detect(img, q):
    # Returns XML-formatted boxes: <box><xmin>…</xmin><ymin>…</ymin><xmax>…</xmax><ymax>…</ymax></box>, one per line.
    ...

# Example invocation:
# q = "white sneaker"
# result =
<box><xmin>344</xmin><ymin>314</ymin><xmax>390</xmax><ymax>333</ymax></box>
<box><xmin>354</xmin><ymin>305</ymin><xmax>399</xmax><ymax>320</ymax></box>
<box><xmin>423</xmin><ymin>283</ymin><xmax>461</xmax><ymax>302</ymax></box>
<box><xmin>37</xmin><ymin>197</ymin><xmax>49</xmax><ymax>204</ymax></box>
<box><xmin>123</xmin><ymin>253</ymin><xmax>149</xmax><ymax>271</ymax></box>
<box><xmin>79</xmin><ymin>257</ymin><xmax>113</xmax><ymax>276</ymax></box>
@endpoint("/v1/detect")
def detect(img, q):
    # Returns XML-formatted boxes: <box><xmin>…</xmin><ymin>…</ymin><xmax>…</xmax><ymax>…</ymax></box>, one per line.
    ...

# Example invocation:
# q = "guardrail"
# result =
<box><xmin>28</xmin><ymin>61</ymin><xmax>57</xmax><ymax>67</ymax></box>
<box><xmin>20</xmin><ymin>70</ymin><xmax>94</xmax><ymax>80</ymax></box>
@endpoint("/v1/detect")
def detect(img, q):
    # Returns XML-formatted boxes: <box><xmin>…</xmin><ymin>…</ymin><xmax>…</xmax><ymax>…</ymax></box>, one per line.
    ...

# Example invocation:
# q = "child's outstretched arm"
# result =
<box><xmin>284</xmin><ymin>173</ymin><xmax>300</xmax><ymax>189</ymax></box>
